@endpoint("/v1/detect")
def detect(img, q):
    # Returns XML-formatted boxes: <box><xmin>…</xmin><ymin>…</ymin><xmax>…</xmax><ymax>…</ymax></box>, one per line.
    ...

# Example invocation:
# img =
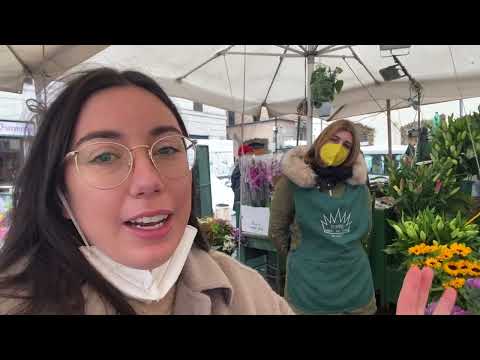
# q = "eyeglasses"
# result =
<box><xmin>64</xmin><ymin>134</ymin><xmax>197</xmax><ymax>190</ymax></box>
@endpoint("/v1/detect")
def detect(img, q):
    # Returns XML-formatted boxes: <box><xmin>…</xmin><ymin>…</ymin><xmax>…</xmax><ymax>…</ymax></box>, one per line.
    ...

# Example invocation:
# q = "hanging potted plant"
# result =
<box><xmin>309</xmin><ymin>64</ymin><xmax>344</xmax><ymax>117</ymax></box>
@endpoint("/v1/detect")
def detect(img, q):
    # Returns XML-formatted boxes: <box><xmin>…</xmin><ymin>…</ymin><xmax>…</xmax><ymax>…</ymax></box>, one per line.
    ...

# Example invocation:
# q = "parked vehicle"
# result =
<box><xmin>361</xmin><ymin>145</ymin><xmax>408</xmax><ymax>184</ymax></box>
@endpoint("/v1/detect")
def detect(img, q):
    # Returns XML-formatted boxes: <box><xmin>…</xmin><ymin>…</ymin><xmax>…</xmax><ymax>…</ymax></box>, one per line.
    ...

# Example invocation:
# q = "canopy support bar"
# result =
<box><xmin>262</xmin><ymin>46</ymin><xmax>289</xmax><ymax>108</ymax></box>
<box><xmin>7</xmin><ymin>45</ymin><xmax>33</xmax><ymax>76</ymax></box>
<box><xmin>176</xmin><ymin>45</ymin><xmax>236</xmax><ymax>81</ymax></box>
<box><xmin>349</xmin><ymin>47</ymin><xmax>381</xmax><ymax>85</ymax></box>
<box><xmin>274</xmin><ymin>45</ymin><xmax>304</xmax><ymax>56</ymax></box>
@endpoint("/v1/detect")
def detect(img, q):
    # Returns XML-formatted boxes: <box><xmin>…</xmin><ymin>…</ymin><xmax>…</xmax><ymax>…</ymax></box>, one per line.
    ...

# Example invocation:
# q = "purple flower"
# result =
<box><xmin>425</xmin><ymin>301</ymin><xmax>470</xmax><ymax>315</ymax></box>
<box><xmin>232</xmin><ymin>228</ymin><xmax>241</xmax><ymax>241</ymax></box>
<box><xmin>451</xmin><ymin>307</ymin><xmax>471</xmax><ymax>315</ymax></box>
<box><xmin>466</xmin><ymin>278</ymin><xmax>480</xmax><ymax>289</ymax></box>
<box><xmin>425</xmin><ymin>302</ymin><xmax>436</xmax><ymax>315</ymax></box>
<box><xmin>246</xmin><ymin>161</ymin><xmax>270</xmax><ymax>191</ymax></box>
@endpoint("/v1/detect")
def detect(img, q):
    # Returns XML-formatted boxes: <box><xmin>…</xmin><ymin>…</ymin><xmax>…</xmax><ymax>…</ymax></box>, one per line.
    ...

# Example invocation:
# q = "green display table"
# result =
<box><xmin>237</xmin><ymin>233</ymin><xmax>286</xmax><ymax>296</ymax></box>
<box><xmin>368</xmin><ymin>206</ymin><xmax>405</xmax><ymax>311</ymax></box>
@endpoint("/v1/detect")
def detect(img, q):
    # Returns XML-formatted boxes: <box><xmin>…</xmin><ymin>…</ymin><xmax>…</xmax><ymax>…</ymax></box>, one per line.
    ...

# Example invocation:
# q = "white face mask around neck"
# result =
<box><xmin>57</xmin><ymin>190</ymin><xmax>197</xmax><ymax>303</ymax></box>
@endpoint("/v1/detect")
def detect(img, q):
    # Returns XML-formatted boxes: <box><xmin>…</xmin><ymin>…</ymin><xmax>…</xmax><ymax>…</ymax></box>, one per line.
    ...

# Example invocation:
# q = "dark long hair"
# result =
<box><xmin>0</xmin><ymin>68</ymin><xmax>210</xmax><ymax>314</ymax></box>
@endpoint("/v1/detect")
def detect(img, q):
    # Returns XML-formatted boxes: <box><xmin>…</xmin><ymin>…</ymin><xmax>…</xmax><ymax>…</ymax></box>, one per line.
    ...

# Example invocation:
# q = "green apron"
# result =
<box><xmin>286</xmin><ymin>183</ymin><xmax>374</xmax><ymax>314</ymax></box>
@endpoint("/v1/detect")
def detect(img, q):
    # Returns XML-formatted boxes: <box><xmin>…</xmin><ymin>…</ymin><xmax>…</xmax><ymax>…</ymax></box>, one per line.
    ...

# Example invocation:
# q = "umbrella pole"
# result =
<box><xmin>33</xmin><ymin>76</ymin><xmax>46</xmax><ymax>106</ymax></box>
<box><xmin>417</xmin><ymin>91</ymin><xmax>421</xmax><ymax>132</ymax></box>
<box><xmin>387</xmin><ymin>99</ymin><xmax>392</xmax><ymax>161</ymax></box>
<box><xmin>238</xmin><ymin>45</ymin><xmax>247</xmax><ymax>259</ymax></box>
<box><xmin>306</xmin><ymin>46</ymin><xmax>315</xmax><ymax>146</ymax></box>
<box><xmin>296</xmin><ymin>115</ymin><xmax>301</xmax><ymax>146</ymax></box>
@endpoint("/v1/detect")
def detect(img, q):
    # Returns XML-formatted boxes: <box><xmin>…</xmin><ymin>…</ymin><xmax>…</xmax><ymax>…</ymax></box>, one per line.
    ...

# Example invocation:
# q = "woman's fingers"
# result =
<box><xmin>396</xmin><ymin>265</ymin><xmax>457</xmax><ymax>315</ymax></box>
<box><xmin>396</xmin><ymin>266</ymin><xmax>422</xmax><ymax>315</ymax></box>
<box><xmin>417</xmin><ymin>267</ymin><xmax>434</xmax><ymax>314</ymax></box>
<box><xmin>432</xmin><ymin>287</ymin><xmax>457</xmax><ymax>315</ymax></box>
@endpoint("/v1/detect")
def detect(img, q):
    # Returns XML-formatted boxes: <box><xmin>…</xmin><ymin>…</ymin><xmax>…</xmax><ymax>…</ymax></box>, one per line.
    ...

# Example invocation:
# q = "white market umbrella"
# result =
<box><xmin>0</xmin><ymin>45</ymin><xmax>108</xmax><ymax>96</ymax></box>
<box><xmin>74</xmin><ymin>45</ymin><xmax>480</xmax><ymax>144</ymax></box>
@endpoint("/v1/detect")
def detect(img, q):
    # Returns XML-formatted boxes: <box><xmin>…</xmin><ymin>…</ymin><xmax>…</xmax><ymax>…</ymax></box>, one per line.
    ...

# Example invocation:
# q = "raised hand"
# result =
<box><xmin>396</xmin><ymin>266</ymin><xmax>457</xmax><ymax>315</ymax></box>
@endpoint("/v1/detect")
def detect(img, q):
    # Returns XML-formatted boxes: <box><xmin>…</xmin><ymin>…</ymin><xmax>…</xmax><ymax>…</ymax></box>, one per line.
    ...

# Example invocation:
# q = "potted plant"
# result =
<box><xmin>197</xmin><ymin>217</ymin><xmax>239</xmax><ymax>256</ymax></box>
<box><xmin>310</xmin><ymin>64</ymin><xmax>344</xmax><ymax>116</ymax></box>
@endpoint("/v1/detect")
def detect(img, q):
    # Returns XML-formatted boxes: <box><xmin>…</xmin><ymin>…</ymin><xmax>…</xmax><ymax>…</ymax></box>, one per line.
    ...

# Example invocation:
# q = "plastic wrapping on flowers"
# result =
<box><xmin>239</xmin><ymin>153</ymin><xmax>282</xmax><ymax>208</ymax></box>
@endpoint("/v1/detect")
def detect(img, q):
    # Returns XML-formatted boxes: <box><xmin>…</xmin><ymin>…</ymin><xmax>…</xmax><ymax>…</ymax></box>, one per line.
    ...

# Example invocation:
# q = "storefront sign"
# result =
<box><xmin>0</xmin><ymin>121</ymin><xmax>34</xmax><ymax>137</ymax></box>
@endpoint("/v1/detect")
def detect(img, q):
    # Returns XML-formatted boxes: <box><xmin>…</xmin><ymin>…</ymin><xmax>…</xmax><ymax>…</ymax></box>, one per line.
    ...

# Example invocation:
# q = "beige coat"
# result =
<box><xmin>0</xmin><ymin>247</ymin><xmax>294</xmax><ymax>315</ymax></box>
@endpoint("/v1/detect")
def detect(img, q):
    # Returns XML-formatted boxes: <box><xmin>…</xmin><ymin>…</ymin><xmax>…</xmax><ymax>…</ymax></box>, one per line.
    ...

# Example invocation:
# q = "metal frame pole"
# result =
<box><xmin>387</xmin><ymin>99</ymin><xmax>392</xmax><ymax>161</ymax></box>
<box><xmin>417</xmin><ymin>91</ymin><xmax>421</xmax><ymax>133</ymax></box>
<box><xmin>306</xmin><ymin>45</ymin><xmax>315</xmax><ymax>146</ymax></box>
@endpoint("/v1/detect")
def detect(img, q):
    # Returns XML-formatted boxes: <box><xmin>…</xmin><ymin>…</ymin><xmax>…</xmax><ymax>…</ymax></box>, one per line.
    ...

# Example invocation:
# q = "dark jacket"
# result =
<box><xmin>230</xmin><ymin>163</ymin><xmax>241</xmax><ymax>203</ymax></box>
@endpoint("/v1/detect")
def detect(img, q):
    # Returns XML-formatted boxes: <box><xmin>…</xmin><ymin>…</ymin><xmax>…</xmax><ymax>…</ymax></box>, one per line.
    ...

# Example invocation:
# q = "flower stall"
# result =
<box><xmin>239</xmin><ymin>153</ymin><xmax>282</xmax><ymax>236</ymax></box>
<box><xmin>385</xmin><ymin>208</ymin><xmax>480</xmax><ymax>314</ymax></box>
<box><xmin>372</xmin><ymin>112</ymin><xmax>480</xmax><ymax>314</ymax></box>
<box><xmin>236</xmin><ymin>152</ymin><xmax>285</xmax><ymax>293</ymax></box>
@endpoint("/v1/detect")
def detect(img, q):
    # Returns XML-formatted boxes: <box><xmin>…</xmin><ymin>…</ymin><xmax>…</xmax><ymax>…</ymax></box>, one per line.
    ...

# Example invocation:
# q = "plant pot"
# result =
<box><xmin>312</xmin><ymin>102</ymin><xmax>333</xmax><ymax>117</ymax></box>
<box><xmin>214</xmin><ymin>203</ymin><xmax>231</xmax><ymax>222</ymax></box>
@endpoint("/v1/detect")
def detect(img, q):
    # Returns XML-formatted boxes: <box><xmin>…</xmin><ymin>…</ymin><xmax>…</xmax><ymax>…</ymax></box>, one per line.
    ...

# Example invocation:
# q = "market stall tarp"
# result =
<box><xmin>0</xmin><ymin>45</ymin><xmax>108</xmax><ymax>94</ymax></box>
<box><xmin>70</xmin><ymin>45</ymin><xmax>480</xmax><ymax>120</ymax></box>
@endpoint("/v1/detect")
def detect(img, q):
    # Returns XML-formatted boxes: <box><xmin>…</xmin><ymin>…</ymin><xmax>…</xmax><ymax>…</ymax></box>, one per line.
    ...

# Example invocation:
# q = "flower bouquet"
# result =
<box><xmin>198</xmin><ymin>217</ymin><xmax>241</xmax><ymax>256</ymax></box>
<box><xmin>385</xmin><ymin>208</ymin><xmax>480</xmax><ymax>314</ymax></box>
<box><xmin>239</xmin><ymin>153</ymin><xmax>282</xmax><ymax>208</ymax></box>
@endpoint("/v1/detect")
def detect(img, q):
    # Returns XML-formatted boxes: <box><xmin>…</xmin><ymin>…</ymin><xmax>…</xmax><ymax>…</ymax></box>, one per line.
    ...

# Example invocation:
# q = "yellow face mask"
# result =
<box><xmin>319</xmin><ymin>143</ymin><xmax>350</xmax><ymax>167</ymax></box>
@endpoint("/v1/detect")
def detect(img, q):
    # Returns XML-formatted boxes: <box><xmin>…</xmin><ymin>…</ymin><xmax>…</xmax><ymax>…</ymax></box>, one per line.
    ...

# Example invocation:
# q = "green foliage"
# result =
<box><xmin>385</xmin><ymin>208</ymin><xmax>480</xmax><ymax>260</ymax></box>
<box><xmin>430</xmin><ymin>113</ymin><xmax>480</xmax><ymax>178</ymax></box>
<box><xmin>461</xmin><ymin>285</ymin><xmax>480</xmax><ymax>315</ymax></box>
<box><xmin>310</xmin><ymin>65</ymin><xmax>343</xmax><ymax>108</ymax></box>
<box><xmin>385</xmin><ymin>158</ymin><xmax>471</xmax><ymax>218</ymax></box>
<box><xmin>198</xmin><ymin>217</ymin><xmax>237</xmax><ymax>255</ymax></box>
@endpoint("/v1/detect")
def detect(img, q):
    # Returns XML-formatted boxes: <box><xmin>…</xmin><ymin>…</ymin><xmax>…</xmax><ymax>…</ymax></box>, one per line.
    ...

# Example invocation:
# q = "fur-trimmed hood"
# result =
<box><xmin>280</xmin><ymin>146</ymin><xmax>368</xmax><ymax>188</ymax></box>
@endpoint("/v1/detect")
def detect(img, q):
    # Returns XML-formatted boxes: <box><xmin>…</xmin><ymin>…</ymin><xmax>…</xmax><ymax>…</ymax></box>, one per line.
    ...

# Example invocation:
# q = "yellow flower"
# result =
<box><xmin>408</xmin><ymin>244</ymin><xmax>426</xmax><ymax>256</ymax></box>
<box><xmin>456</xmin><ymin>260</ymin><xmax>471</xmax><ymax>276</ymax></box>
<box><xmin>468</xmin><ymin>263</ymin><xmax>480</xmax><ymax>277</ymax></box>
<box><xmin>442</xmin><ymin>278</ymin><xmax>466</xmax><ymax>289</ymax></box>
<box><xmin>450</xmin><ymin>243</ymin><xmax>472</xmax><ymax>257</ymax></box>
<box><xmin>420</xmin><ymin>244</ymin><xmax>437</xmax><ymax>254</ymax></box>
<box><xmin>443</xmin><ymin>262</ymin><xmax>460</xmax><ymax>276</ymax></box>
<box><xmin>407</xmin><ymin>246</ymin><xmax>417</xmax><ymax>255</ymax></box>
<box><xmin>449</xmin><ymin>243</ymin><xmax>461</xmax><ymax>251</ymax></box>
<box><xmin>424</xmin><ymin>257</ymin><xmax>441</xmax><ymax>269</ymax></box>
<box><xmin>437</xmin><ymin>249</ymin><xmax>454</xmax><ymax>261</ymax></box>
<box><xmin>452</xmin><ymin>278</ymin><xmax>465</xmax><ymax>288</ymax></box>
<box><xmin>457</xmin><ymin>247</ymin><xmax>472</xmax><ymax>257</ymax></box>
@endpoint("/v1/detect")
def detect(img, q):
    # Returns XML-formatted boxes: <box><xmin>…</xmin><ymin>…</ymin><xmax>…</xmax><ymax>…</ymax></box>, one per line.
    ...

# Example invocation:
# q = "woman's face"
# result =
<box><xmin>316</xmin><ymin>129</ymin><xmax>354</xmax><ymax>167</ymax></box>
<box><xmin>64</xmin><ymin>85</ymin><xmax>192</xmax><ymax>270</ymax></box>
<box><xmin>327</xmin><ymin>129</ymin><xmax>353</xmax><ymax>152</ymax></box>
